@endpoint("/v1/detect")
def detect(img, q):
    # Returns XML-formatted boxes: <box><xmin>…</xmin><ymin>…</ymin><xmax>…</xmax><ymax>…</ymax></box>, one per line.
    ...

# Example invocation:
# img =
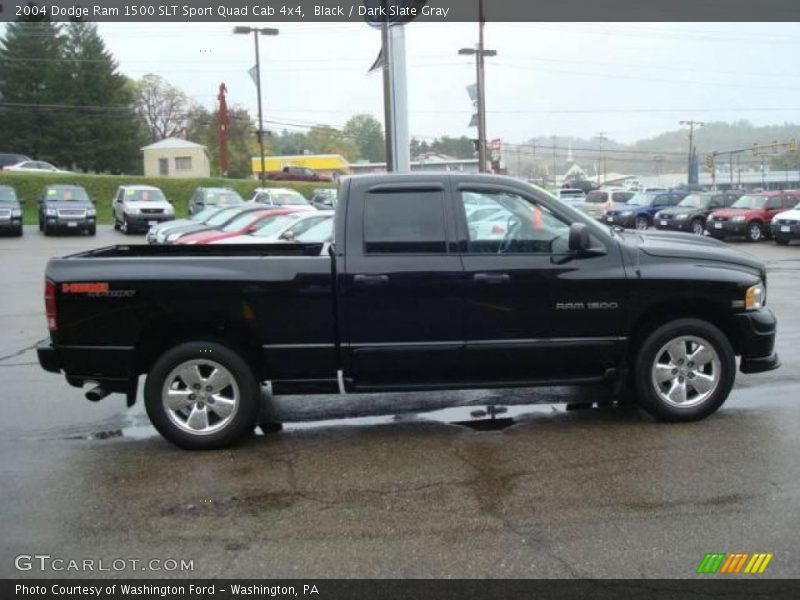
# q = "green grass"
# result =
<box><xmin>0</xmin><ymin>171</ymin><xmax>335</xmax><ymax>225</ymax></box>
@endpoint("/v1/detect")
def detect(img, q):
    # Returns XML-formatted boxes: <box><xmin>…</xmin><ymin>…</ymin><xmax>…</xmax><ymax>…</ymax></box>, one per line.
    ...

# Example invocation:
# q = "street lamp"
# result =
<box><xmin>234</xmin><ymin>26</ymin><xmax>279</xmax><ymax>183</ymax></box>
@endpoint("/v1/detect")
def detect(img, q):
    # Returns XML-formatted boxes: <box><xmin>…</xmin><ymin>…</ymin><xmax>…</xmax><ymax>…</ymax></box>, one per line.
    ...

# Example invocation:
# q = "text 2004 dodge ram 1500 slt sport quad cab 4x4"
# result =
<box><xmin>37</xmin><ymin>174</ymin><xmax>779</xmax><ymax>449</ymax></box>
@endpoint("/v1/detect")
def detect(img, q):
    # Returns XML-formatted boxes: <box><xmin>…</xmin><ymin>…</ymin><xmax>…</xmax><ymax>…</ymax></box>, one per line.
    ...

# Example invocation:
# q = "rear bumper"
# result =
<box><xmin>37</xmin><ymin>341</ymin><xmax>61</xmax><ymax>373</ymax></box>
<box><xmin>37</xmin><ymin>341</ymin><xmax>135</xmax><ymax>394</ymax></box>
<box><xmin>734</xmin><ymin>308</ymin><xmax>780</xmax><ymax>374</ymax></box>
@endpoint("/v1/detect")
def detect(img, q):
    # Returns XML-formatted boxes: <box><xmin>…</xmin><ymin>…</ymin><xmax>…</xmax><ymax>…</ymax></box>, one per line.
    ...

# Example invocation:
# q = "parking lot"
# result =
<box><xmin>1</xmin><ymin>226</ymin><xmax>799</xmax><ymax>579</ymax></box>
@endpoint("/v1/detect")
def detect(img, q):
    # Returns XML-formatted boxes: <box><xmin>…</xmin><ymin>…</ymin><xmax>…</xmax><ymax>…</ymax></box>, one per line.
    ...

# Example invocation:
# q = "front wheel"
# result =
<box><xmin>746</xmin><ymin>221</ymin><xmax>763</xmax><ymax>242</ymax></box>
<box><xmin>144</xmin><ymin>341</ymin><xmax>261</xmax><ymax>449</ymax></box>
<box><xmin>633</xmin><ymin>318</ymin><xmax>735</xmax><ymax>422</ymax></box>
<box><xmin>635</xmin><ymin>216</ymin><xmax>649</xmax><ymax>230</ymax></box>
<box><xmin>690</xmin><ymin>218</ymin><xmax>705</xmax><ymax>235</ymax></box>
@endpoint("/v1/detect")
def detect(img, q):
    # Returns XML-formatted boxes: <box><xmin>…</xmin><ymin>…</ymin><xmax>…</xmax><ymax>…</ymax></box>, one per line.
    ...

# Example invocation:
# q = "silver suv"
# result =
<box><xmin>113</xmin><ymin>185</ymin><xmax>175</xmax><ymax>234</ymax></box>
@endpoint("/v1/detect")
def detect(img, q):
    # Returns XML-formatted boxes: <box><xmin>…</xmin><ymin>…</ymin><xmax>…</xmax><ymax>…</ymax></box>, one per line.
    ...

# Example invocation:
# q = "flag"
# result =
<box><xmin>368</xmin><ymin>48</ymin><xmax>384</xmax><ymax>74</ymax></box>
<box><xmin>248</xmin><ymin>65</ymin><xmax>259</xmax><ymax>86</ymax></box>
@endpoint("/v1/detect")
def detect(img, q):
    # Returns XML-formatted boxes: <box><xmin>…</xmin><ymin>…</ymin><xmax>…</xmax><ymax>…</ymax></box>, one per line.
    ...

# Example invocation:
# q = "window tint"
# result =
<box><xmin>364</xmin><ymin>190</ymin><xmax>446</xmax><ymax>254</ymax></box>
<box><xmin>460</xmin><ymin>190</ymin><xmax>570</xmax><ymax>254</ymax></box>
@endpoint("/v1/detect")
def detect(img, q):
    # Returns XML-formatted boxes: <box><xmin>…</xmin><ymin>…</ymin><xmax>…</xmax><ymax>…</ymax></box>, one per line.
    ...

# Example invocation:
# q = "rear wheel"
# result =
<box><xmin>634</xmin><ymin>318</ymin><xmax>735</xmax><ymax>422</ymax></box>
<box><xmin>635</xmin><ymin>216</ymin><xmax>649</xmax><ymax>230</ymax></box>
<box><xmin>144</xmin><ymin>341</ymin><xmax>260</xmax><ymax>450</ymax></box>
<box><xmin>746</xmin><ymin>221</ymin><xmax>763</xmax><ymax>242</ymax></box>
<box><xmin>690</xmin><ymin>218</ymin><xmax>705</xmax><ymax>235</ymax></box>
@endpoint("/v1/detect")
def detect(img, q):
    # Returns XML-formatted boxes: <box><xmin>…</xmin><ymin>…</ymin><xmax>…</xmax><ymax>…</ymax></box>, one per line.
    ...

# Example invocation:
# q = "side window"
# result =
<box><xmin>613</xmin><ymin>192</ymin><xmax>633</xmax><ymax>203</ymax></box>
<box><xmin>363</xmin><ymin>190</ymin><xmax>446</xmax><ymax>254</ymax></box>
<box><xmin>766</xmin><ymin>197</ymin><xmax>782</xmax><ymax>210</ymax></box>
<box><xmin>783</xmin><ymin>195</ymin><xmax>797</xmax><ymax>209</ymax></box>
<box><xmin>460</xmin><ymin>190</ymin><xmax>570</xmax><ymax>254</ymax></box>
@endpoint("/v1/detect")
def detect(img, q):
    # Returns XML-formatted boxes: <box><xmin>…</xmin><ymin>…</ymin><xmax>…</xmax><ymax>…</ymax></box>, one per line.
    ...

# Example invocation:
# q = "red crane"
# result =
<box><xmin>217</xmin><ymin>83</ymin><xmax>230</xmax><ymax>176</ymax></box>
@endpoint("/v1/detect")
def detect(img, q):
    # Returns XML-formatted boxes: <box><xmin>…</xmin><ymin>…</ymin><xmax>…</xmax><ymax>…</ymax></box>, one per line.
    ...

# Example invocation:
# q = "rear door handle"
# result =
<box><xmin>473</xmin><ymin>272</ymin><xmax>510</xmax><ymax>284</ymax></box>
<box><xmin>353</xmin><ymin>274</ymin><xmax>389</xmax><ymax>286</ymax></box>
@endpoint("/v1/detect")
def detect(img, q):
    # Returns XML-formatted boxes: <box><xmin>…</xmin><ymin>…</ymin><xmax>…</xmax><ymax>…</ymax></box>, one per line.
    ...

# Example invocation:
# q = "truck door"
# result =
<box><xmin>341</xmin><ymin>178</ymin><xmax>465</xmax><ymax>389</ymax></box>
<box><xmin>454</xmin><ymin>182</ymin><xmax>628</xmax><ymax>384</ymax></box>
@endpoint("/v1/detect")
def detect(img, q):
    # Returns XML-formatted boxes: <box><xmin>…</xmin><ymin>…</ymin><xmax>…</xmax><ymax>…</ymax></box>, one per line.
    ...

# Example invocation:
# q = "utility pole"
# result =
<box><xmin>596</xmin><ymin>131</ymin><xmax>608</xmax><ymax>185</ymax></box>
<box><xmin>234</xmin><ymin>26</ymin><xmax>279</xmax><ymax>183</ymax></box>
<box><xmin>551</xmin><ymin>135</ymin><xmax>557</xmax><ymax>185</ymax></box>
<box><xmin>680</xmin><ymin>120</ymin><xmax>704</xmax><ymax>185</ymax></box>
<box><xmin>459</xmin><ymin>0</ymin><xmax>496</xmax><ymax>173</ymax></box>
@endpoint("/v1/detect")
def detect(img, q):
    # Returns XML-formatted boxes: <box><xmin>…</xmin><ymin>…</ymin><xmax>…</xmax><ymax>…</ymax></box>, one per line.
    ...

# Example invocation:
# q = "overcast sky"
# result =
<box><xmin>77</xmin><ymin>21</ymin><xmax>800</xmax><ymax>144</ymax></box>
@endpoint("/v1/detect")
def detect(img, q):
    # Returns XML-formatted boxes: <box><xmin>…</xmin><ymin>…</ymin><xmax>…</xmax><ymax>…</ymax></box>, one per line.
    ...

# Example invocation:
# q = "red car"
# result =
<box><xmin>177</xmin><ymin>207</ymin><xmax>310</xmax><ymax>245</ymax></box>
<box><xmin>706</xmin><ymin>190</ymin><xmax>799</xmax><ymax>242</ymax></box>
<box><xmin>265</xmin><ymin>166</ymin><xmax>331</xmax><ymax>182</ymax></box>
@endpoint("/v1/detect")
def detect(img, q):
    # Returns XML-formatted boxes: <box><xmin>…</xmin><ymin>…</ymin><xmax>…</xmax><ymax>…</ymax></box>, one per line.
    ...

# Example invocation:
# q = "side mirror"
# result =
<box><xmin>280</xmin><ymin>230</ymin><xmax>295</xmax><ymax>241</ymax></box>
<box><xmin>568</xmin><ymin>222</ymin><xmax>591</xmax><ymax>252</ymax></box>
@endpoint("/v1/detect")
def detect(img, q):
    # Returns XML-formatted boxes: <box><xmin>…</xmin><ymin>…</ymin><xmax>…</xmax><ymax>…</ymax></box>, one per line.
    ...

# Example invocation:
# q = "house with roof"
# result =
<box><xmin>141</xmin><ymin>138</ymin><xmax>211</xmax><ymax>178</ymax></box>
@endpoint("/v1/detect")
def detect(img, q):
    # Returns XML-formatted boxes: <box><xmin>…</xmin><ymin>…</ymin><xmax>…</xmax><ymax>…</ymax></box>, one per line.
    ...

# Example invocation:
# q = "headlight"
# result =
<box><xmin>621</xmin><ymin>210</ymin><xmax>633</xmax><ymax>217</ymax></box>
<box><xmin>185</xmin><ymin>240</ymin><xmax>197</xmax><ymax>245</ymax></box>
<box><xmin>11</xmin><ymin>209</ymin><xmax>22</xmax><ymax>217</ymax></box>
<box><xmin>676</xmin><ymin>213</ymin><xmax>690</xmax><ymax>220</ymax></box>
<box><xmin>46</xmin><ymin>208</ymin><xmax>57</xmax><ymax>216</ymax></box>
<box><xmin>125</xmin><ymin>207</ymin><xmax>139</xmax><ymax>215</ymax></box>
<box><xmin>166</xmin><ymin>233</ymin><xmax>181</xmax><ymax>242</ymax></box>
<box><xmin>87</xmin><ymin>208</ymin><xmax>96</xmax><ymax>217</ymax></box>
<box><xmin>745</xmin><ymin>283</ymin><xmax>765</xmax><ymax>310</ymax></box>
<box><xmin>732</xmin><ymin>215</ymin><xmax>746</xmax><ymax>222</ymax></box>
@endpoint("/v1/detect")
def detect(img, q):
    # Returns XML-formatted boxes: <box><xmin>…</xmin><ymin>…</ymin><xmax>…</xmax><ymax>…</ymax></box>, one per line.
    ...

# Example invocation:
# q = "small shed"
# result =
<box><xmin>142</xmin><ymin>138</ymin><xmax>211</xmax><ymax>178</ymax></box>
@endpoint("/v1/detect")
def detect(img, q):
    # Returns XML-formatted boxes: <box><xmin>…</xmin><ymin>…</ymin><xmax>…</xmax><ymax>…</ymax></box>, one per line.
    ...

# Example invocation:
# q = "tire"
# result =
<box><xmin>745</xmin><ymin>221</ymin><xmax>763</xmax><ymax>242</ymax></box>
<box><xmin>635</xmin><ymin>216</ymin><xmax>649</xmax><ymax>230</ymax></box>
<box><xmin>87</xmin><ymin>224</ymin><xmax>96</xmax><ymax>236</ymax></box>
<box><xmin>121</xmin><ymin>216</ymin><xmax>129</xmax><ymax>234</ymax></box>
<box><xmin>113</xmin><ymin>217</ymin><xmax>120</xmax><ymax>231</ymax></box>
<box><xmin>38</xmin><ymin>217</ymin><xmax>43</xmax><ymax>232</ymax></box>
<box><xmin>690</xmin><ymin>218</ymin><xmax>705</xmax><ymax>235</ymax></box>
<box><xmin>633</xmin><ymin>318</ymin><xmax>735</xmax><ymax>422</ymax></box>
<box><xmin>144</xmin><ymin>341</ymin><xmax>260</xmax><ymax>450</ymax></box>
<box><xmin>42</xmin><ymin>221</ymin><xmax>50</xmax><ymax>236</ymax></box>
<box><xmin>14</xmin><ymin>226</ymin><xmax>23</xmax><ymax>237</ymax></box>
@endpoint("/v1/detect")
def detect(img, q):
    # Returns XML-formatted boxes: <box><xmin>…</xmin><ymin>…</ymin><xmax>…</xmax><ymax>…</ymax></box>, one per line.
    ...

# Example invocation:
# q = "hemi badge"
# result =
<box><xmin>62</xmin><ymin>282</ymin><xmax>110</xmax><ymax>294</ymax></box>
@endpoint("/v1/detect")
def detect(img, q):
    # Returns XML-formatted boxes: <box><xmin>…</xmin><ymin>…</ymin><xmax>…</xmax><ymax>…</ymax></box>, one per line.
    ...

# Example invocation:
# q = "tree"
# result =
<box><xmin>343</xmin><ymin>113</ymin><xmax>385</xmax><ymax>162</ymax></box>
<box><xmin>186</xmin><ymin>105</ymin><xmax>259</xmax><ymax>178</ymax></box>
<box><xmin>134</xmin><ymin>74</ymin><xmax>194</xmax><ymax>142</ymax></box>
<box><xmin>307</xmin><ymin>125</ymin><xmax>360</xmax><ymax>161</ymax></box>
<box><xmin>430</xmin><ymin>136</ymin><xmax>476</xmax><ymax>159</ymax></box>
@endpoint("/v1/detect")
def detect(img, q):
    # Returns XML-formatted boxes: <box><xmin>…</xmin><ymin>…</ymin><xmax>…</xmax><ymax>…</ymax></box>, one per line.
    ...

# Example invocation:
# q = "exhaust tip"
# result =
<box><xmin>85</xmin><ymin>385</ymin><xmax>110</xmax><ymax>402</ymax></box>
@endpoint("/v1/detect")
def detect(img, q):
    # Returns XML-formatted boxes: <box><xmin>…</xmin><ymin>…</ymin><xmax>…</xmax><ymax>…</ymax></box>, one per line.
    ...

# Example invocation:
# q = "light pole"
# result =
<box><xmin>234</xmin><ymin>26</ymin><xmax>279</xmax><ymax>183</ymax></box>
<box><xmin>459</xmin><ymin>0</ymin><xmax>496</xmax><ymax>173</ymax></box>
<box><xmin>680</xmin><ymin>120</ymin><xmax>704</xmax><ymax>184</ymax></box>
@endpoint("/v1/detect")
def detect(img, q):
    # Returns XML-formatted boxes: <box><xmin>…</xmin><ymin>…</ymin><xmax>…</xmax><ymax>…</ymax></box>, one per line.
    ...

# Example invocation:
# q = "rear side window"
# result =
<box><xmin>364</xmin><ymin>190</ymin><xmax>446</xmax><ymax>254</ymax></box>
<box><xmin>612</xmin><ymin>192</ymin><xmax>634</xmax><ymax>203</ymax></box>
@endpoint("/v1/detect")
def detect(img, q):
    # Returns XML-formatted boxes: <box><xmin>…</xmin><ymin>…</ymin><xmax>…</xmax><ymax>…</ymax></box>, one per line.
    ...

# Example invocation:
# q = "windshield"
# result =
<box><xmin>222</xmin><ymin>211</ymin><xmax>264</xmax><ymax>232</ymax></box>
<box><xmin>192</xmin><ymin>207</ymin><xmax>220</xmax><ymax>222</ymax></box>
<box><xmin>0</xmin><ymin>187</ymin><xmax>17</xmax><ymax>202</ymax></box>
<box><xmin>296</xmin><ymin>218</ymin><xmax>334</xmax><ymax>242</ymax></box>
<box><xmin>126</xmin><ymin>189</ymin><xmax>166</xmax><ymax>202</ymax></box>
<box><xmin>732</xmin><ymin>195</ymin><xmax>768</xmax><ymax>209</ymax></box>
<box><xmin>626</xmin><ymin>193</ymin><xmax>656</xmax><ymax>206</ymax></box>
<box><xmin>204</xmin><ymin>189</ymin><xmax>243</xmax><ymax>206</ymax></box>
<box><xmin>45</xmin><ymin>187</ymin><xmax>89</xmax><ymax>202</ymax></box>
<box><xmin>251</xmin><ymin>214</ymin><xmax>301</xmax><ymax>238</ymax></box>
<box><xmin>284</xmin><ymin>215</ymin><xmax>332</xmax><ymax>238</ymax></box>
<box><xmin>206</xmin><ymin>207</ymin><xmax>245</xmax><ymax>226</ymax></box>
<box><xmin>678</xmin><ymin>194</ymin><xmax>710</xmax><ymax>208</ymax></box>
<box><xmin>260</xmin><ymin>191</ymin><xmax>309</xmax><ymax>206</ymax></box>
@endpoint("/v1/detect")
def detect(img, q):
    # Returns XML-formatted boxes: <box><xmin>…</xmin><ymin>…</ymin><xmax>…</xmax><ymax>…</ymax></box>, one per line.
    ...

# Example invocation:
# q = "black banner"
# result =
<box><xmin>2</xmin><ymin>0</ymin><xmax>800</xmax><ymax>23</ymax></box>
<box><xmin>4</xmin><ymin>580</ymin><xmax>800</xmax><ymax>600</ymax></box>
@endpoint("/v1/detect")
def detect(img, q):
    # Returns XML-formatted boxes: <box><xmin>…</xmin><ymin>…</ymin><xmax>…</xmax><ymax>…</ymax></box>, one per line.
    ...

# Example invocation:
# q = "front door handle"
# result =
<box><xmin>473</xmin><ymin>272</ymin><xmax>510</xmax><ymax>284</ymax></box>
<box><xmin>353</xmin><ymin>274</ymin><xmax>389</xmax><ymax>286</ymax></box>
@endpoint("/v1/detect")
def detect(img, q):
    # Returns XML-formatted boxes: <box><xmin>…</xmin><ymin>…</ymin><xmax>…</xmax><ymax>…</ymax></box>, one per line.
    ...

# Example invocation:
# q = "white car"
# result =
<box><xmin>113</xmin><ymin>185</ymin><xmax>175</xmax><ymax>234</ymax></box>
<box><xmin>770</xmin><ymin>203</ymin><xmax>800</xmax><ymax>245</ymax></box>
<box><xmin>212</xmin><ymin>210</ymin><xmax>334</xmax><ymax>245</ymax></box>
<box><xmin>249</xmin><ymin>187</ymin><xmax>313</xmax><ymax>209</ymax></box>
<box><xmin>5</xmin><ymin>160</ymin><xmax>70</xmax><ymax>173</ymax></box>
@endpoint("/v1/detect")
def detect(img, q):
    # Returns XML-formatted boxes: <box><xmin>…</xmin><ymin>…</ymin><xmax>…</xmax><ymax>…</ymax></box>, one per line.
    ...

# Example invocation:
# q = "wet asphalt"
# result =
<box><xmin>0</xmin><ymin>226</ymin><xmax>798</xmax><ymax>579</ymax></box>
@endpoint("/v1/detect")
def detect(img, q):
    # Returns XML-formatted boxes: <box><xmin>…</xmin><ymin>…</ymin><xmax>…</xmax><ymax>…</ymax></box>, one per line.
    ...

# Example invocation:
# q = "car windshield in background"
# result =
<box><xmin>251</xmin><ymin>214</ymin><xmax>301</xmax><ymax>238</ymax></box>
<box><xmin>0</xmin><ymin>187</ymin><xmax>17</xmax><ymax>202</ymax></box>
<box><xmin>0</xmin><ymin>154</ymin><xmax>28</xmax><ymax>168</ymax></box>
<box><xmin>678</xmin><ymin>194</ymin><xmax>710</xmax><ymax>208</ymax></box>
<box><xmin>560</xmin><ymin>190</ymin><xmax>584</xmax><ymax>198</ymax></box>
<box><xmin>585</xmin><ymin>191</ymin><xmax>608</xmax><ymax>203</ymax></box>
<box><xmin>626</xmin><ymin>193</ymin><xmax>657</xmax><ymax>206</ymax></box>
<box><xmin>206</xmin><ymin>207</ymin><xmax>245</xmax><ymax>226</ymax></box>
<box><xmin>258</xmin><ymin>191</ymin><xmax>309</xmax><ymax>206</ymax></box>
<box><xmin>222</xmin><ymin>212</ymin><xmax>264</xmax><ymax>232</ymax></box>
<box><xmin>205</xmin><ymin>190</ymin><xmax>243</xmax><ymax>205</ymax></box>
<box><xmin>127</xmin><ymin>189</ymin><xmax>166</xmax><ymax>202</ymax></box>
<box><xmin>296</xmin><ymin>218</ymin><xmax>334</xmax><ymax>242</ymax></box>
<box><xmin>46</xmin><ymin>187</ymin><xmax>89</xmax><ymax>202</ymax></box>
<box><xmin>732</xmin><ymin>195</ymin><xmax>768</xmax><ymax>209</ymax></box>
<box><xmin>193</xmin><ymin>207</ymin><xmax>221</xmax><ymax>222</ymax></box>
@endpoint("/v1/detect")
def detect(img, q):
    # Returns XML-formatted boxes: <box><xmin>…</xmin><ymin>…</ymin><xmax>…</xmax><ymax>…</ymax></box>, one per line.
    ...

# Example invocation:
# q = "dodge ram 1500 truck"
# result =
<box><xmin>37</xmin><ymin>174</ymin><xmax>779</xmax><ymax>449</ymax></box>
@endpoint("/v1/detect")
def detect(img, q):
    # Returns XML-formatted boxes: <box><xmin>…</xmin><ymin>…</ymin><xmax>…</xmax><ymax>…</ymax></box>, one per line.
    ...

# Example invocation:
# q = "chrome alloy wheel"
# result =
<box><xmin>651</xmin><ymin>335</ymin><xmax>721</xmax><ymax>408</ymax></box>
<box><xmin>162</xmin><ymin>359</ymin><xmax>239</xmax><ymax>435</ymax></box>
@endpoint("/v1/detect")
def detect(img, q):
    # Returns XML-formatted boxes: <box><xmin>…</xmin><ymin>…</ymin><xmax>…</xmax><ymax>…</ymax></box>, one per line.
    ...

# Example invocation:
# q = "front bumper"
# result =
<box><xmin>654</xmin><ymin>217</ymin><xmax>693</xmax><ymax>232</ymax></box>
<box><xmin>125</xmin><ymin>214</ymin><xmax>174</xmax><ymax>232</ymax></box>
<box><xmin>706</xmin><ymin>220</ymin><xmax>747</xmax><ymax>237</ymax></box>
<box><xmin>45</xmin><ymin>217</ymin><xmax>95</xmax><ymax>231</ymax></box>
<box><xmin>734</xmin><ymin>308</ymin><xmax>780</xmax><ymax>374</ymax></box>
<box><xmin>0</xmin><ymin>218</ymin><xmax>22</xmax><ymax>230</ymax></box>
<box><xmin>770</xmin><ymin>221</ymin><xmax>800</xmax><ymax>241</ymax></box>
<box><xmin>604</xmin><ymin>214</ymin><xmax>636</xmax><ymax>228</ymax></box>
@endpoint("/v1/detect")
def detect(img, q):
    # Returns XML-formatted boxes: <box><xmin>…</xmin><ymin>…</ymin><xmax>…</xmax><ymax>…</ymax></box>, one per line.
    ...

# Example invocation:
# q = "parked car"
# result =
<box><xmin>555</xmin><ymin>188</ymin><xmax>586</xmax><ymax>207</ymax></box>
<box><xmin>604</xmin><ymin>190</ymin><xmax>686</xmax><ymax>230</ymax></box>
<box><xmin>153</xmin><ymin>205</ymin><xmax>251</xmax><ymax>245</ymax></box>
<box><xmin>309</xmin><ymin>188</ymin><xmax>338</xmax><ymax>210</ymax></box>
<box><xmin>187</xmin><ymin>187</ymin><xmax>244</xmax><ymax>216</ymax></box>
<box><xmin>249</xmin><ymin>187</ymin><xmax>313</xmax><ymax>208</ymax></box>
<box><xmin>147</xmin><ymin>206</ymin><xmax>228</xmax><ymax>245</ymax></box>
<box><xmin>4</xmin><ymin>160</ymin><xmax>70</xmax><ymax>173</ymax></box>
<box><xmin>265</xmin><ymin>166</ymin><xmax>332</xmax><ymax>182</ymax></box>
<box><xmin>112</xmin><ymin>185</ymin><xmax>175</xmax><ymax>234</ymax></box>
<box><xmin>212</xmin><ymin>210</ymin><xmax>335</xmax><ymax>245</ymax></box>
<box><xmin>654</xmin><ymin>191</ymin><xmax>740</xmax><ymax>235</ymax></box>
<box><xmin>37</xmin><ymin>184</ymin><xmax>96</xmax><ymax>236</ymax></box>
<box><xmin>0</xmin><ymin>185</ymin><xmax>23</xmax><ymax>236</ymax></box>
<box><xmin>0</xmin><ymin>153</ymin><xmax>31</xmax><ymax>170</ymax></box>
<box><xmin>37</xmin><ymin>173</ymin><xmax>779</xmax><ymax>449</ymax></box>
<box><xmin>706</xmin><ymin>191</ymin><xmax>799</xmax><ymax>242</ymax></box>
<box><xmin>770</xmin><ymin>200</ymin><xmax>800</xmax><ymax>245</ymax></box>
<box><xmin>178</xmin><ymin>207</ymin><xmax>309</xmax><ymax>245</ymax></box>
<box><xmin>293</xmin><ymin>215</ymin><xmax>334</xmax><ymax>243</ymax></box>
<box><xmin>579</xmin><ymin>188</ymin><xmax>635</xmax><ymax>220</ymax></box>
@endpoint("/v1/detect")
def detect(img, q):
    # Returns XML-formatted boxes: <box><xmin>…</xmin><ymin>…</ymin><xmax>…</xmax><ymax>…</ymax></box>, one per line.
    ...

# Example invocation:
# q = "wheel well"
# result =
<box><xmin>627</xmin><ymin>302</ymin><xmax>741</xmax><ymax>362</ymax></box>
<box><xmin>135</xmin><ymin>321</ymin><xmax>266</xmax><ymax>381</ymax></box>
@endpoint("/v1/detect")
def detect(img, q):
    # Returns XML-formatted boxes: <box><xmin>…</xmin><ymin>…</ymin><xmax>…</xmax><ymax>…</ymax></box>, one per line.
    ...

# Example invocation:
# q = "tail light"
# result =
<box><xmin>44</xmin><ymin>279</ymin><xmax>58</xmax><ymax>331</ymax></box>
<box><xmin>491</xmin><ymin>224</ymin><xmax>506</xmax><ymax>235</ymax></box>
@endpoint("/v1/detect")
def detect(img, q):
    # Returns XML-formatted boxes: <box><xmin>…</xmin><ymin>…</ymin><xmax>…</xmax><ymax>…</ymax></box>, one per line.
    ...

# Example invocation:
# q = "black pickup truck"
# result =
<box><xmin>37</xmin><ymin>174</ymin><xmax>779</xmax><ymax>449</ymax></box>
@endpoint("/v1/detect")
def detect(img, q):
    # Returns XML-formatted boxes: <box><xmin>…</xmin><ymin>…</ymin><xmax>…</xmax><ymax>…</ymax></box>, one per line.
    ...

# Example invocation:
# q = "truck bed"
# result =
<box><xmin>64</xmin><ymin>243</ymin><xmax>327</xmax><ymax>259</ymax></box>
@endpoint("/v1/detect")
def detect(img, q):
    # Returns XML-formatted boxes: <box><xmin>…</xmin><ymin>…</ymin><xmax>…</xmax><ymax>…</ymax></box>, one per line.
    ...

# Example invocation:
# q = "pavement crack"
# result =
<box><xmin>0</xmin><ymin>338</ymin><xmax>47</xmax><ymax>363</ymax></box>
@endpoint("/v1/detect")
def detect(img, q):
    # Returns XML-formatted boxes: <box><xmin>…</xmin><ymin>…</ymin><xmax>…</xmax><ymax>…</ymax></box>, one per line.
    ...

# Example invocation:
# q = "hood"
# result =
<box><xmin>123</xmin><ymin>200</ymin><xmax>173</xmax><ymax>211</ymax></box>
<box><xmin>633</xmin><ymin>229</ymin><xmax>765</xmax><ymax>274</ymax></box>
<box><xmin>774</xmin><ymin>208</ymin><xmax>800</xmax><ymax>221</ymax></box>
<box><xmin>44</xmin><ymin>200</ymin><xmax>93</xmax><ymax>209</ymax></box>
<box><xmin>710</xmin><ymin>207</ymin><xmax>752</xmax><ymax>218</ymax></box>
<box><xmin>162</xmin><ymin>223</ymin><xmax>212</xmax><ymax>241</ymax></box>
